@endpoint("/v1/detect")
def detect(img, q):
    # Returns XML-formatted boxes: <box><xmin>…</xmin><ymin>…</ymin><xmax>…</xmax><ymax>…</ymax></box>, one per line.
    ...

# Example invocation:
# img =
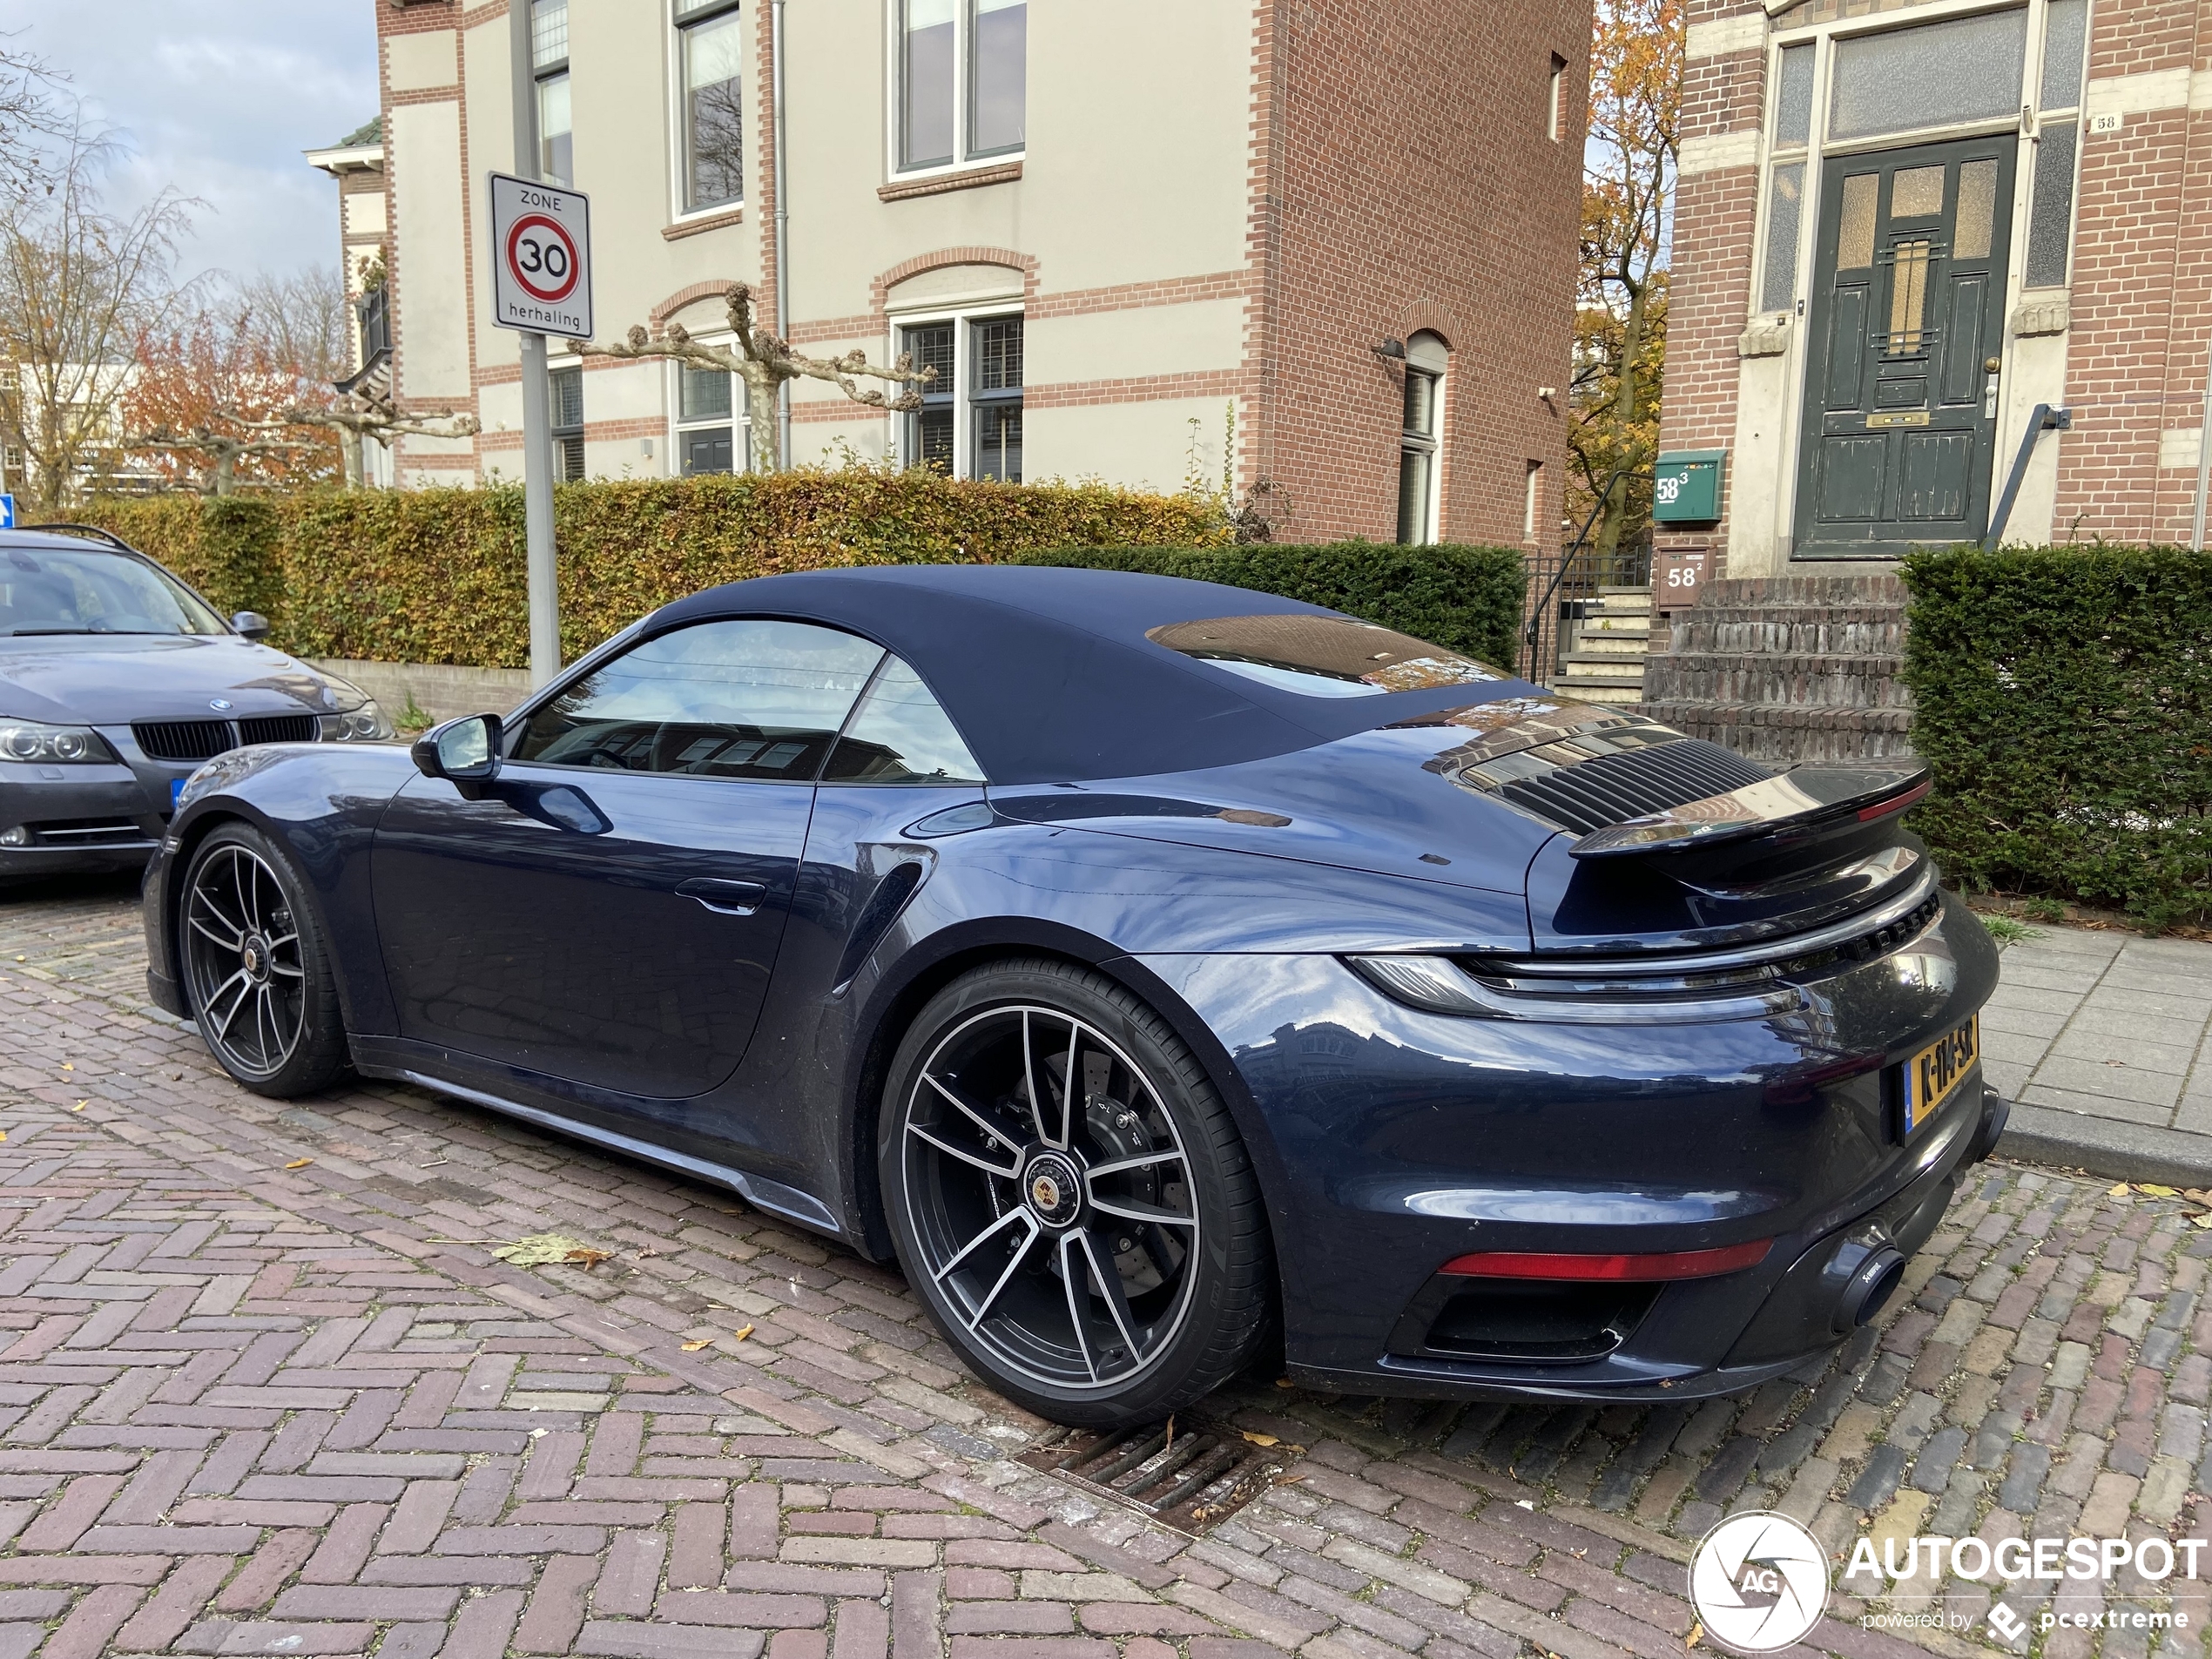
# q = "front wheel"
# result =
<box><xmin>879</xmin><ymin>959</ymin><xmax>1273</xmax><ymax>1428</ymax></box>
<box><xmin>178</xmin><ymin>823</ymin><xmax>351</xmax><ymax>1097</ymax></box>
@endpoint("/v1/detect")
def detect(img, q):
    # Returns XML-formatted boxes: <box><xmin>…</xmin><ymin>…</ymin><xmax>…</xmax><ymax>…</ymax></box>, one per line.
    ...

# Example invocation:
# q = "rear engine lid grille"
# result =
<box><xmin>1015</xmin><ymin>1412</ymin><xmax>1299</xmax><ymax>1534</ymax></box>
<box><xmin>133</xmin><ymin>719</ymin><xmax>233</xmax><ymax>763</ymax></box>
<box><xmin>1485</xmin><ymin>738</ymin><xmax>1772</xmax><ymax>834</ymax></box>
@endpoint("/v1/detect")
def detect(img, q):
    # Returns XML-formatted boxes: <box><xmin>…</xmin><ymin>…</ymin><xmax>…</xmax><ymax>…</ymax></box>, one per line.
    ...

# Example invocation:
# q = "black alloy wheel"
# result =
<box><xmin>881</xmin><ymin>959</ymin><xmax>1272</xmax><ymax>1427</ymax></box>
<box><xmin>179</xmin><ymin>824</ymin><xmax>350</xmax><ymax>1097</ymax></box>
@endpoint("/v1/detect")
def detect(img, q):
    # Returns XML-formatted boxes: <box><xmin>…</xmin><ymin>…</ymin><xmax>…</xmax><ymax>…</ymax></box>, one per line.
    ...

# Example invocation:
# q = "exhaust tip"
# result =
<box><xmin>1971</xmin><ymin>1088</ymin><xmax>2012</xmax><ymax>1164</ymax></box>
<box><xmin>1835</xmin><ymin>1244</ymin><xmax>1907</xmax><ymax>1333</ymax></box>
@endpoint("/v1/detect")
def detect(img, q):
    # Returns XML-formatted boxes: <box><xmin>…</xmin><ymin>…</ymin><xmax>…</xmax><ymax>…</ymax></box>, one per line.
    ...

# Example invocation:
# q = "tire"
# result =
<box><xmin>879</xmin><ymin>958</ymin><xmax>1273</xmax><ymax>1428</ymax></box>
<box><xmin>178</xmin><ymin>822</ymin><xmax>352</xmax><ymax>1098</ymax></box>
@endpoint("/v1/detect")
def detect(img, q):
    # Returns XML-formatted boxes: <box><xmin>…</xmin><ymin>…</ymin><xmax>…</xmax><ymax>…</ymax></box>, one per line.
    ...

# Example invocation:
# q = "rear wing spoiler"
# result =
<box><xmin>1568</xmin><ymin>762</ymin><xmax>1932</xmax><ymax>860</ymax></box>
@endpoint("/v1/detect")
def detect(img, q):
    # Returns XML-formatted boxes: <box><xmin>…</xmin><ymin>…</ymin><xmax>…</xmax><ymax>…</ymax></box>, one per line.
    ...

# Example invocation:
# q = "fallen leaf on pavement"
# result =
<box><xmin>284</xmin><ymin>1158</ymin><xmax>313</xmax><ymax>1170</ymax></box>
<box><xmin>1274</xmin><ymin>1378</ymin><xmax>1293</xmax><ymax>1389</ymax></box>
<box><xmin>1688</xmin><ymin>1620</ymin><xmax>1703</xmax><ymax>1649</ymax></box>
<box><xmin>70</xmin><ymin>1101</ymin><xmax>85</xmax><ymax>1112</ymax></box>
<box><xmin>492</xmin><ymin>1232</ymin><xmax>610</xmax><ymax>1267</ymax></box>
<box><xmin>2110</xmin><ymin>1182</ymin><xmax>2134</xmax><ymax>1197</ymax></box>
<box><xmin>680</xmin><ymin>1338</ymin><xmax>713</xmax><ymax>1352</ymax></box>
<box><xmin>2192</xmin><ymin>1214</ymin><xmax>2212</xmax><ymax>1231</ymax></box>
<box><xmin>732</xmin><ymin>1324</ymin><xmax>754</xmax><ymax>1341</ymax></box>
<box><xmin>2140</xmin><ymin>1184</ymin><xmax>2179</xmax><ymax>1197</ymax></box>
<box><xmin>1240</xmin><ymin>1431</ymin><xmax>1280</xmax><ymax>1447</ymax></box>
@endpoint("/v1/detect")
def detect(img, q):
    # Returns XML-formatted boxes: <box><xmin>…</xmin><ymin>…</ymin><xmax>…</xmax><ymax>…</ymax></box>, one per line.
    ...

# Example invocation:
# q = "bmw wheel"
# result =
<box><xmin>880</xmin><ymin>959</ymin><xmax>1272</xmax><ymax>1427</ymax></box>
<box><xmin>179</xmin><ymin>824</ymin><xmax>351</xmax><ymax>1097</ymax></box>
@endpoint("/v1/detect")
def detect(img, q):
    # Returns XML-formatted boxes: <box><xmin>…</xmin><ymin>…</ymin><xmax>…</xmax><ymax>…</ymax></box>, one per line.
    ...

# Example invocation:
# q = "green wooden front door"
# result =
<box><xmin>1793</xmin><ymin>136</ymin><xmax>2017</xmax><ymax>558</ymax></box>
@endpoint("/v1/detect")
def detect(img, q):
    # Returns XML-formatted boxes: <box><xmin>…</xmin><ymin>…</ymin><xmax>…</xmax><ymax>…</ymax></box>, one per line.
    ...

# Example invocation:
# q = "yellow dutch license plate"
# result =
<box><xmin>1901</xmin><ymin>1015</ymin><xmax>1979</xmax><ymax>1139</ymax></box>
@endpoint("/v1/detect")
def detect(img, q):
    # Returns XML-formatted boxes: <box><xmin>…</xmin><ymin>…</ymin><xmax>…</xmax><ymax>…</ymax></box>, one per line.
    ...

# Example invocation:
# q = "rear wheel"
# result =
<box><xmin>179</xmin><ymin>824</ymin><xmax>350</xmax><ymax>1097</ymax></box>
<box><xmin>880</xmin><ymin>959</ymin><xmax>1272</xmax><ymax>1427</ymax></box>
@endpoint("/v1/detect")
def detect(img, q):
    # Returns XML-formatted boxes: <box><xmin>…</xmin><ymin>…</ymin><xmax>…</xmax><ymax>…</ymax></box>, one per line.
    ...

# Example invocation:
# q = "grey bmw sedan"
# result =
<box><xmin>0</xmin><ymin>525</ymin><xmax>393</xmax><ymax>882</ymax></box>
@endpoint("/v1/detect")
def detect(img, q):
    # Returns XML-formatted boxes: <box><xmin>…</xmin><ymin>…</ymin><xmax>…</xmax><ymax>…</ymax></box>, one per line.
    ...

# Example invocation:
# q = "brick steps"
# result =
<box><xmin>1554</xmin><ymin>586</ymin><xmax>1654</xmax><ymax>704</ymax></box>
<box><xmin>1642</xmin><ymin>574</ymin><xmax>1912</xmax><ymax>763</ymax></box>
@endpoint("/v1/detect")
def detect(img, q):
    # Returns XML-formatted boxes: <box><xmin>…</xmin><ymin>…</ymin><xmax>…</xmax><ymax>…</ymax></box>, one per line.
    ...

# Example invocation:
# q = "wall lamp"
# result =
<box><xmin>1372</xmin><ymin>339</ymin><xmax>1406</xmax><ymax>361</ymax></box>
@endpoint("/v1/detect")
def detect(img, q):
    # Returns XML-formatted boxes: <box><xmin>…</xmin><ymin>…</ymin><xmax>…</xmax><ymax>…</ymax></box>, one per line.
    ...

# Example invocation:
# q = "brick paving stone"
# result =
<box><xmin>1</xmin><ymin>879</ymin><xmax>2208</xmax><ymax>1656</ymax></box>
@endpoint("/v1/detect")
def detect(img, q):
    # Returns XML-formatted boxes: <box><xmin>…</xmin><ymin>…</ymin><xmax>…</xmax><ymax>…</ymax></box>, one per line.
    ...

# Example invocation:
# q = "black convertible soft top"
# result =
<box><xmin>652</xmin><ymin>564</ymin><xmax>1534</xmax><ymax>786</ymax></box>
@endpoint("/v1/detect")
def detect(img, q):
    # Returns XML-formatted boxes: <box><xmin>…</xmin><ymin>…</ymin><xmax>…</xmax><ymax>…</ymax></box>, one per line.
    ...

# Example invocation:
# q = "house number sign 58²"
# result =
<box><xmin>489</xmin><ymin>172</ymin><xmax>594</xmax><ymax>341</ymax></box>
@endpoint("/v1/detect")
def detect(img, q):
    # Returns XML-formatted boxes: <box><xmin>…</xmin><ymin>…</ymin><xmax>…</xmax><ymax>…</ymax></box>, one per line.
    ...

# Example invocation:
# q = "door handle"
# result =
<box><xmin>677</xmin><ymin>877</ymin><xmax>766</xmax><ymax>915</ymax></box>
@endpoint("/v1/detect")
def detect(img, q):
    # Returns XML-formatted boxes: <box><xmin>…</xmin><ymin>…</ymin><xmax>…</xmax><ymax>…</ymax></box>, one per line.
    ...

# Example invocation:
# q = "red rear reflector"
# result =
<box><xmin>1858</xmin><ymin>779</ymin><xmax>1931</xmax><ymax>821</ymax></box>
<box><xmin>1440</xmin><ymin>1239</ymin><xmax>1773</xmax><ymax>1282</ymax></box>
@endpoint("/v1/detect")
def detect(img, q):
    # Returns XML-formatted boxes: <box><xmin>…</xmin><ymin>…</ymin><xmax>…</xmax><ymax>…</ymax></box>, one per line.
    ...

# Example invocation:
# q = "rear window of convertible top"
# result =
<box><xmin>1146</xmin><ymin>615</ymin><xmax>1505</xmax><ymax>699</ymax></box>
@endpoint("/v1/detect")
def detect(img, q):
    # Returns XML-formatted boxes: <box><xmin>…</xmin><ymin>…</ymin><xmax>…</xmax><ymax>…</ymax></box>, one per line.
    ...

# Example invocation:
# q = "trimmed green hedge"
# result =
<box><xmin>76</xmin><ymin>480</ymin><xmax>1532</xmax><ymax>674</ymax></box>
<box><xmin>1008</xmin><ymin>542</ymin><xmax>1527</xmax><ymax>674</ymax></box>
<box><xmin>1901</xmin><ymin>543</ymin><xmax>2212</xmax><ymax>930</ymax></box>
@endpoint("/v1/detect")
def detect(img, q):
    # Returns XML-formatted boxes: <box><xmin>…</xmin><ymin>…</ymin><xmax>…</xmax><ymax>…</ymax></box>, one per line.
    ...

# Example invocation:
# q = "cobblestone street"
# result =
<box><xmin>0</xmin><ymin>877</ymin><xmax>2205</xmax><ymax>1659</ymax></box>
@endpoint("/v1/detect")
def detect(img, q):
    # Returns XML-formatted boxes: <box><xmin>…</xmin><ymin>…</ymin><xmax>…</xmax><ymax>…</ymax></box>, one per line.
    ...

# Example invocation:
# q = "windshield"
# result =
<box><xmin>0</xmin><ymin>544</ymin><xmax>228</xmax><ymax>637</ymax></box>
<box><xmin>1147</xmin><ymin>614</ymin><xmax>1505</xmax><ymax>698</ymax></box>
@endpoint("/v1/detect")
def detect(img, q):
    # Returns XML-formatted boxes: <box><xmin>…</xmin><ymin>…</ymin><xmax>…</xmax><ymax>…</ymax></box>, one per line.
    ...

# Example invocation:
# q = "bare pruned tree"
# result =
<box><xmin>129</xmin><ymin>411</ymin><xmax>321</xmax><ymax>498</ymax></box>
<box><xmin>571</xmin><ymin>283</ymin><xmax>932</xmax><ymax>473</ymax></box>
<box><xmin>0</xmin><ymin>112</ymin><xmax>199</xmax><ymax>509</ymax></box>
<box><xmin>287</xmin><ymin>388</ymin><xmax>480</xmax><ymax>489</ymax></box>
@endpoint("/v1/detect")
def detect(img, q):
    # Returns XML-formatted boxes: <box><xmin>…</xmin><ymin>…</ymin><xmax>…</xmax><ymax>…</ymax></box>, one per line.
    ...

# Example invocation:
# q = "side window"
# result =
<box><xmin>512</xmin><ymin>619</ymin><xmax>884</xmax><ymax>780</ymax></box>
<box><xmin>822</xmin><ymin>655</ymin><xmax>984</xmax><ymax>784</ymax></box>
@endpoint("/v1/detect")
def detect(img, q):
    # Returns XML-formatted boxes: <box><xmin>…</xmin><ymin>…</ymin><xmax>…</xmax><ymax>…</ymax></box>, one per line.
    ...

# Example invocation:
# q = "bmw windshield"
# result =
<box><xmin>0</xmin><ymin>545</ymin><xmax>228</xmax><ymax>637</ymax></box>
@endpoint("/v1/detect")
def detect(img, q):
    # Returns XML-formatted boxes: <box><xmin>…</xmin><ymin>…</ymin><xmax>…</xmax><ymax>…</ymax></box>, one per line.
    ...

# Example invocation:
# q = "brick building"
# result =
<box><xmin>1640</xmin><ymin>0</ymin><xmax>2212</xmax><ymax>759</ymax></box>
<box><xmin>1661</xmin><ymin>0</ymin><xmax>2212</xmax><ymax>565</ymax></box>
<box><xmin>329</xmin><ymin>0</ymin><xmax>1588</xmax><ymax>548</ymax></box>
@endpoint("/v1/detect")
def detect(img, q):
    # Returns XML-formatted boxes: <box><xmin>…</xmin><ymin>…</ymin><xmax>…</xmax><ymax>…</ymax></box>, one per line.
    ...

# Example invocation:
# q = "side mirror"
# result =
<box><xmin>411</xmin><ymin>712</ymin><xmax>502</xmax><ymax>797</ymax></box>
<box><xmin>232</xmin><ymin>610</ymin><xmax>270</xmax><ymax>641</ymax></box>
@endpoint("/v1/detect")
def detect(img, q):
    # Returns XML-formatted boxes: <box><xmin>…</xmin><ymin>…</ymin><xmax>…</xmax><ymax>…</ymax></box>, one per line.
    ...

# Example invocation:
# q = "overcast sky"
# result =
<box><xmin>0</xmin><ymin>1</ymin><xmax>379</xmax><ymax>288</ymax></box>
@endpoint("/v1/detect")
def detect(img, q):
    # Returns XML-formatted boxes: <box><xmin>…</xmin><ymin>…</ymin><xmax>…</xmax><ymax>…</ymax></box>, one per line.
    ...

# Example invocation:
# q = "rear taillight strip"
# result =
<box><xmin>1441</xmin><ymin>1239</ymin><xmax>1772</xmax><ymax>1281</ymax></box>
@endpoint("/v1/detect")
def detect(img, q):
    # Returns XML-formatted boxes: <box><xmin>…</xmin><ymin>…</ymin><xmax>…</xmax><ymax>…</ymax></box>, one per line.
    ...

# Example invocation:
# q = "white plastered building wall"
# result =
<box><xmin>380</xmin><ymin>0</ymin><xmax>1255</xmax><ymax>494</ymax></box>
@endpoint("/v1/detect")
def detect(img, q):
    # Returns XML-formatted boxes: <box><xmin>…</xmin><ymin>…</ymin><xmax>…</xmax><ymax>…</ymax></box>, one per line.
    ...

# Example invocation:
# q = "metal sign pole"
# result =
<box><xmin>2193</xmin><ymin>327</ymin><xmax>2212</xmax><ymax>553</ymax></box>
<box><xmin>510</xmin><ymin>1</ymin><xmax>560</xmax><ymax>686</ymax></box>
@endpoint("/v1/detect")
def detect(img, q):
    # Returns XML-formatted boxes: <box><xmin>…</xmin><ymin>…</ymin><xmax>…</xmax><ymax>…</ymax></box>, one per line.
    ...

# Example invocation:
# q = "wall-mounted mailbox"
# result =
<box><xmin>1654</xmin><ymin>448</ymin><xmax>1726</xmax><ymax>525</ymax></box>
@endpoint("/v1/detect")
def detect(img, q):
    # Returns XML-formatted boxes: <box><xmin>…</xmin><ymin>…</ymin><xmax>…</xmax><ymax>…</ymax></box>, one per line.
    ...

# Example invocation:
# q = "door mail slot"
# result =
<box><xmin>1654</xmin><ymin>449</ymin><xmax>1725</xmax><ymax>524</ymax></box>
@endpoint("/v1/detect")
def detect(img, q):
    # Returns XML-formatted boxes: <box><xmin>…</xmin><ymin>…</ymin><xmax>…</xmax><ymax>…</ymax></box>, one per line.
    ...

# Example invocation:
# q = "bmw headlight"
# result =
<box><xmin>320</xmin><ymin>700</ymin><xmax>395</xmax><ymax>743</ymax></box>
<box><xmin>0</xmin><ymin>718</ymin><xmax>117</xmax><ymax>764</ymax></box>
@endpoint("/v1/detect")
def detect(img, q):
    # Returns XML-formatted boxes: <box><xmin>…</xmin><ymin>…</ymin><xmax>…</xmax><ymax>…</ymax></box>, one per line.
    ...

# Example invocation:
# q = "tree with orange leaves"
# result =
<box><xmin>124</xmin><ymin>304</ymin><xmax>341</xmax><ymax>496</ymax></box>
<box><xmin>1566</xmin><ymin>0</ymin><xmax>1680</xmax><ymax>567</ymax></box>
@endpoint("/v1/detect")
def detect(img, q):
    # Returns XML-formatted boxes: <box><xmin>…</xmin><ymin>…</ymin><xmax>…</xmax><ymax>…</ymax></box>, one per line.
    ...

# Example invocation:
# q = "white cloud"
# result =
<box><xmin>0</xmin><ymin>0</ymin><xmax>378</xmax><ymax>286</ymax></box>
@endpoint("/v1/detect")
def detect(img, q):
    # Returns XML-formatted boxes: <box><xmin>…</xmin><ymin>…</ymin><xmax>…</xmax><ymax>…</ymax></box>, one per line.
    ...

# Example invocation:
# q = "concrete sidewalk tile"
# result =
<box><xmin>2017</xmin><ymin>1084</ymin><xmax>2173</xmax><ymax>1127</ymax></box>
<box><xmin>2047</xmin><ymin>1027</ymin><xmax>2200</xmax><ymax>1068</ymax></box>
<box><xmin>2028</xmin><ymin>1060</ymin><xmax>2183</xmax><ymax>1110</ymax></box>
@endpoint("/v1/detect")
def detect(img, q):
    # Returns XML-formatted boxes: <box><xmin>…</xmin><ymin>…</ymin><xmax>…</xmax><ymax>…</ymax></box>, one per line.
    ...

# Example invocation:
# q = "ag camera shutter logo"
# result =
<box><xmin>1689</xmin><ymin>1511</ymin><xmax>1830</xmax><ymax>1652</ymax></box>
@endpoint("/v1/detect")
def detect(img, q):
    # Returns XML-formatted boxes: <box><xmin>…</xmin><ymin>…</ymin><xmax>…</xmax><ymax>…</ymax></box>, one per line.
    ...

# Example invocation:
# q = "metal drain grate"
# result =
<box><xmin>1016</xmin><ymin>1413</ymin><xmax>1300</xmax><ymax>1535</ymax></box>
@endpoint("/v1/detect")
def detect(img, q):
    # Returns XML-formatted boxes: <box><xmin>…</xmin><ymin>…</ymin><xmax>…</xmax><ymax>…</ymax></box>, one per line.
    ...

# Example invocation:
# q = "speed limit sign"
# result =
<box><xmin>489</xmin><ymin>172</ymin><xmax>593</xmax><ymax>339</ymax></box>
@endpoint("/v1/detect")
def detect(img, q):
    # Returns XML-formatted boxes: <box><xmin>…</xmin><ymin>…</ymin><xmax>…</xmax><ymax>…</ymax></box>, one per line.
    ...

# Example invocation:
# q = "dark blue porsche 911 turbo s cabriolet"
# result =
<box><xmin>142</xmin><ymin>564</ymin><xmax>2001</xmax><ymax>1426</ymax></box>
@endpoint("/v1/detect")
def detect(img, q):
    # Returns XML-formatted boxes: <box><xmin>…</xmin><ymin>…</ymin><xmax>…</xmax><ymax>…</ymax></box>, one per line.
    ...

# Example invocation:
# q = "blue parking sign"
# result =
<box><xmin>0</xmin><ymin>494</ymin><xmax>13</xmax><ymax>529</ymax></box>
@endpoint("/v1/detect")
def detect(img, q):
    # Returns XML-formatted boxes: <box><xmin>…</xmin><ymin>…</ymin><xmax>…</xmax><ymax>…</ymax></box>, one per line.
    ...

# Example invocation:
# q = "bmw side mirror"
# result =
<box><xmin>231</xmin><ymin>610</ymin><xmax>270</xmax><ymax>641</ymax></box>
<box><xmin>412</xmin><ymin>712</ymin><xmax>502</xmax><ymax>797</ymax></box>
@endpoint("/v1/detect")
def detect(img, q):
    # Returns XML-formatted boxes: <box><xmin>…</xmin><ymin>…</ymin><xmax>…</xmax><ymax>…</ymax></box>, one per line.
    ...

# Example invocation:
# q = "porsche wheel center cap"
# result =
<box><xmin>1022</xmin><ymin>1153</ymin><xmax>1082</xmax><ymax>1227</ymax></box>
<box><xmin>240</xmin><ymin>937</ymin><xmax>269</xmax><ymax>982</ymax></box>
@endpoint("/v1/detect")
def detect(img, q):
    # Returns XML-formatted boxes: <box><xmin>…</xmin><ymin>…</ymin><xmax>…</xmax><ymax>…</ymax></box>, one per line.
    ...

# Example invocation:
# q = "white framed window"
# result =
<box><xmin>1395</xmin><ymin>333</ymin><xmax>1447</xmax><ymax>545</ymax></box>
<box><xmin>671</xmin><ymin>353</ymin><xmax>751</xmax><ymax>475</ymax></box>
<box><xmin>676</xmin><ymin>0</ymin><xmax>745</xmax><ymax>214</ymax></box>
<box><xmin>894</xmin><ymin>312</ymin><xmax>1022</xmax><ymax>481</ymax></box>
<box><xmin>1523</xmin><ymin>462</ymin><xmax>1544</xmax><ymax>542</ymax></box>
<box><xmin>534</xmin><ymin>0</ymin><xmax>572</xmax><ymax>185</ymax></box>
<box><xmin>893</xmin><ymin>0</ymin><xmax>1026</xmax><ymax>176</ymax></box>
<box><xmin>550</xmin><ymin>364</ymin><xmax>585</xmax><ymax>481</ymax></box>
<box><xmin>2024</xmin><ymin>0</ymin><xmax>2087</xmax><ymax>287</ymax></box>
<box><xmin>1547</xmin><ymin>53</ymin><xmax>1567</xmax><ymax>142</ymax></box>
